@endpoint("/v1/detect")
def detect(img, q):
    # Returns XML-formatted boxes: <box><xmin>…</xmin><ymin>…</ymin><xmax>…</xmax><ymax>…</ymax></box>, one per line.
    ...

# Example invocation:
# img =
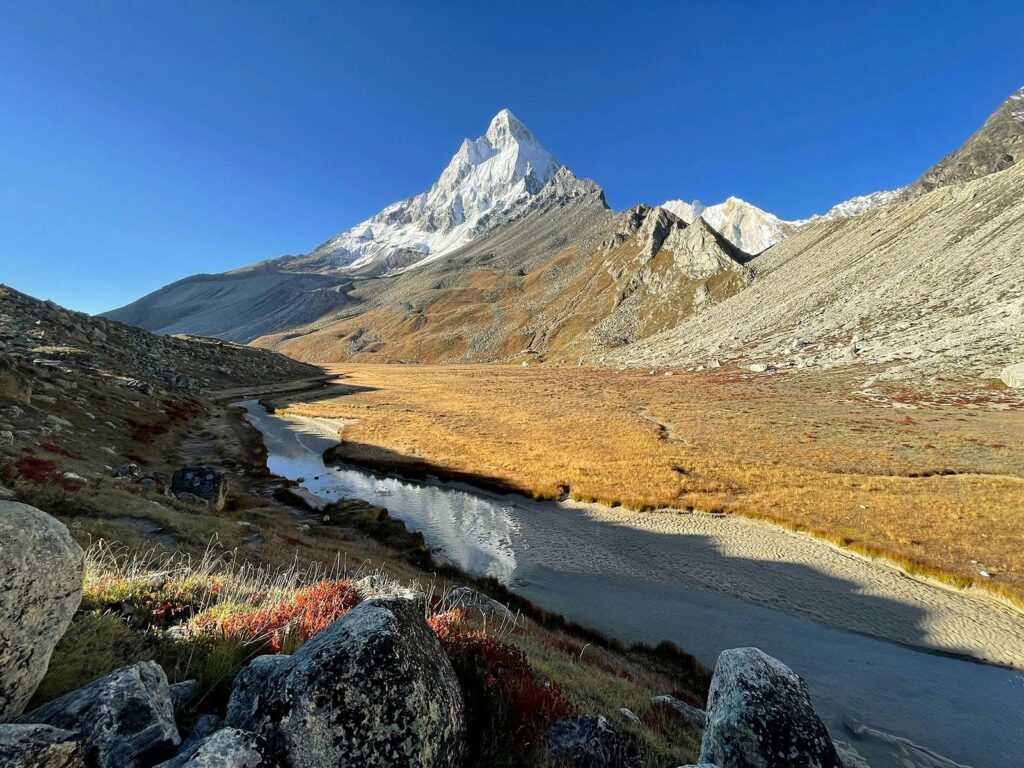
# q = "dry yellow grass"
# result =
<box><xmin>279</xmin><ymin>363</ymin><xmax>1024</xmax><ymax>602</ymax></box>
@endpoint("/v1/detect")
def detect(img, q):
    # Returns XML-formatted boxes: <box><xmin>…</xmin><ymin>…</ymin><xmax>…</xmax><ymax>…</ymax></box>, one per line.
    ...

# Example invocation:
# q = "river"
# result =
<box><xmin>239</xmin><ymin>400</ymin><xmax>1024</xmax><ymax>768</ymax></box>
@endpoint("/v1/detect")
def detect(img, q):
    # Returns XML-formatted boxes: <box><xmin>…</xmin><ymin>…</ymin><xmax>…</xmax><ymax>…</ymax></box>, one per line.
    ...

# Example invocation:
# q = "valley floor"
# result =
<box><xmin>280</xmin><ymin>363</ymin><xmax>1024</xmax><ymax>604</ymax></box>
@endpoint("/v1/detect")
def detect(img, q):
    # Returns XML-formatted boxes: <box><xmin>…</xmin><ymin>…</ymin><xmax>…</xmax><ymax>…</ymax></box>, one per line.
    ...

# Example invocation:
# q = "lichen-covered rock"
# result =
<box><xmin>169</xmin><ymin>467</ymin><xmax>227</xmax><ymax>510</ymax></box>
<box><xmin>650</xmin><ymin>694</ymin><xmax>707</xmax><ymax>731</ymax></box>
<box><xmin>169</xmin><ymin>715</ymin><xmax>224</xmax><ymax>765</ymax></box>
<box><xmin>224</xmin><ymin>656</ymin><xmax>288</xmax><ymax>731</ymax></box>
<box><xmin>155</xmin><ymin>727</ymin><xmax>273</xmax><ymax>768</ymax></box>
<box><xmin>0</xmin><ymin>723</ymin><xmax>88</xmax><ymax>767</ymax></box>
<box><xmin>546</xmin><ymin>715</ymin><xmax>641</xmax><ymax>768</ymax></box>
<box><xmin>699</xmin><ymin>648</ymin><xmax>841</xmax><ymax>768</ymax></box>
<box><xmin>251</xmin><ymin>596</ymin><xmax>465</xmax><ymax>767</ymax></box>
<box><xmin>19</xmin><ymin>661</ymin><xmax>180</xmax><ymax>768</ymax></box>
<box><xmin>0</xmin><ymin>501</ymin><xmax>84</xmax><ymax>721</ymax></box>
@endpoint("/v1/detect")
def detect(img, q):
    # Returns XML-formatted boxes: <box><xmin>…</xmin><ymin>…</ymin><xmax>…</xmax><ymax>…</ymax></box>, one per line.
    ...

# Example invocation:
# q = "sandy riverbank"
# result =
<box><xmin>558</xmin><ymin>501</ymin><xmax>1024</xmax><ymax>669</ymax></box>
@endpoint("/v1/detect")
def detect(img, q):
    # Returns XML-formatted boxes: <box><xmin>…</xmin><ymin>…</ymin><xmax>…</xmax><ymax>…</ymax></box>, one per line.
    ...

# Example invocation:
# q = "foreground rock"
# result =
<box><xmin>169</xmin><ymin>467</ymin><xmax>228</xmax><ymax>510</ymax></box>
<box><xmin>699</xmin><ymin>648</ymin><xmax>841</xmax><ymax>768</ymax></box>
<box><xmin>0</xmin><ymin>723</ymin><xmax>87</xmax><ymax>767</ymax></box>
<box><xmin>546</xmin><ymin>715</ymin><xmax>641</xmax><ymax>768</ymax></box>
<box><xmin>224</xmin><ymin>656</ymin><xmax>288</xmax><ymax>731</ymax></box>
<box><xmin>247</xmin><ymin>596</ymin><xmax>465</xmax><ymax>767</ymax></box>
<box><xmin>156</xmin><ymin>727</ymin><xmax>272</xmax><ymax>768</ymax></box>
<box><xmin>20</xmin><ymin>661</ymin><xmax>180</xmax><ymax>768</ymax></box>
<box><xmin>0</xmin><ymin>501</ymin><xmax>84</xmax><ymax>721</ymax></box>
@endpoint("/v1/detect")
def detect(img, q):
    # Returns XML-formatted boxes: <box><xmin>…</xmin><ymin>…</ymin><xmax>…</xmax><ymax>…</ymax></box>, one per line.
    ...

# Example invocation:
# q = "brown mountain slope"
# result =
<box><xmin>252</xmin><ymin>202</ymin><xmax>752</xmax><ymax>364</ymax></box>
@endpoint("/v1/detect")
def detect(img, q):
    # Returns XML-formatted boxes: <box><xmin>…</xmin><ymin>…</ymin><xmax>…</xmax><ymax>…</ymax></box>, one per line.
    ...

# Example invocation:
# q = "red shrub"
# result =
<box><xmin>163</xmin><ymin>398</ymin><xmax>205</xmax><ymax>420</ymax></box>
<box><xmin>126</xmin><ymin>418</ymin><xmax>169</xmax><ymax>444</ymax></box>
<box><xmin>430</xmin><ymin>611</ymin><xmax>575</xmax><ymax>746</ymax></box>
<box><xmin>207</xmin><ymin>579</ymin><xmax>360</xmax><ymax>651</ymax></box>
<box><xmin>16</xmin><ymin>456</ymin><xmax>58</xmax><ymax>483</ymax></box>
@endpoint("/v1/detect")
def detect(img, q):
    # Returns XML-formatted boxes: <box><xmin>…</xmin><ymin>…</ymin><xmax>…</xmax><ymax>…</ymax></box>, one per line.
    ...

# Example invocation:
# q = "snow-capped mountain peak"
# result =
<box><xmin>309</xmin><ymin>109</ymin><xmax>582</xmax><ymax>275</ymax></box>
<box><xmin>661</xmin><ymin>196</ymin><xmax>795</xmax><ymax>254</ymax></box>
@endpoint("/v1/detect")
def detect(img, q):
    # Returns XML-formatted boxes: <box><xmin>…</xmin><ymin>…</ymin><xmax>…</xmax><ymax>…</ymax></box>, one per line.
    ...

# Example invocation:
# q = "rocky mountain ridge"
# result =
<box><xmin>104</xmin><ymin>86</ymin><xmax>1024</xmax><ymax>381</ymax></box>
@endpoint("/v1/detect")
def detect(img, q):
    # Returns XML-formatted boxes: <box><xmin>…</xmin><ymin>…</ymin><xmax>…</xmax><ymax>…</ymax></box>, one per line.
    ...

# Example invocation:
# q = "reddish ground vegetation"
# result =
<box><xmin>539</xmin><ymin>633</ymin><xmax>635</xmax><ymax>682</ymax></box>
<box><xmin>126</xmin><ymin>418</ymin><xmax>170</xmax><ymax>444</ymax></box>
<box><xmin>199</xmin><ymin>579</ymin><xmax>360</xmax><ymax>651</ymax></box>
<box><xmin>430</xmin><ymin>610</ymin><xmax>575</xmax><ymax>748</ymax></box>
<box><xmin>163</xmin><ymin>398</ymin><xmax>205</xmax><ymax>421</ymax></box>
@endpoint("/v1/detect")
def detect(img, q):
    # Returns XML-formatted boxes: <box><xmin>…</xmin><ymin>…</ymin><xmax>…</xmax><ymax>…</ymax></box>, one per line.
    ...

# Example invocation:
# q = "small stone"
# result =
<box><xmin>650</xmin><ymin>694</ymin><xmax>707</xmax><ymax>731</ymax></box>
<box><xmin>619</xmin><ymin>707</ymin><xmax>641</xmax><ymax>725</ymax></box>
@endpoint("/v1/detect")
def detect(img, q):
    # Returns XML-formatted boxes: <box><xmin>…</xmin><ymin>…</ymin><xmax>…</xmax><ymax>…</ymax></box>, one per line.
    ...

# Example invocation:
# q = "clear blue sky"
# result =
<box><xmin>1</xmin><ymin>1</ymin><xmax>1022</xmax><ymax>314</ymax></box>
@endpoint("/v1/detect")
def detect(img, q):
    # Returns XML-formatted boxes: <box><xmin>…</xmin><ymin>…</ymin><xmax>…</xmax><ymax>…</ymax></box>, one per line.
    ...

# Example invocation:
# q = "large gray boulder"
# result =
<box><xmin>546</xmin><ymin>714</ymin><xmax>641</xmax><ymax>768</ymax></box>
<box><xmin>250</xmin><ymin>596</ymin><xmax>465</xmax><ymax>768</ymax></box>
<box><xmin>0</xmin><ymin>723</ymin><xmax>88</xmax><ymax>767</ymax></box>
<box><xmin>19</xmin><ymin>661</ymin><xmax>180</xmax><ymax>768</ymax></box>
<box><xmin>155</xmin><ymin>727</ymin><xmax>273</xmax><ymax>768</ymax></box>
<box><xmin>0</xmin><ymin>501</ymin><xmax>84</xmax><ymax>721</ymax></box>
<box><xmin>699</xmin><ymin>648</ymin><xmax>841</xmax><ymax>768</ymax></box>
<box><xmin>224</xmin><ymin>655</ymin><xmax>288</xmax><ymax>731</ymax></box>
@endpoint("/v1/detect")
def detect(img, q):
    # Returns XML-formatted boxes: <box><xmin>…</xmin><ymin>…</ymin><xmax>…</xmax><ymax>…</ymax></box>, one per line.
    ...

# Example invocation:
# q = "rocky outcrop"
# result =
<box><xmin>546</xmin><ymin>714</ymin><xmax>641</xmax><ymax>768</ymax></box>
<box><xmin>698</xmin><ymin>648</ymin><xmax>840</xmax><ymax>768</ymax></box>
<box><xmin>0</xmin><ymin>723</ymin><xmax>87</xmax><ymax>767</ymax></box>
<box><xmin>246</xmin><ymin>596</ymin><xmax>465</xmax><ymax>767</ymax></box>
<box><xmin>224</xmin><ymin>656</ymin><xmax>288</xmax><ymax>731</ymax></box>
<box><xmin>156</xmin><ymin>727</ymin><xmax>272</xmax><ymax>768</ymax></box>
<box><xmin>169</xmin><ymin>467</ymin><xmax>228</xmax><ymax>510</ymax></box>
<box><xmin>19</xmin><ymin>661</ymin><xmax>180</xmax><ymax>768</ymax></box>
<box><xmin>0</xmin><ymin>502</ymin><xmax>84</xmax><ymax>721</ymax></box>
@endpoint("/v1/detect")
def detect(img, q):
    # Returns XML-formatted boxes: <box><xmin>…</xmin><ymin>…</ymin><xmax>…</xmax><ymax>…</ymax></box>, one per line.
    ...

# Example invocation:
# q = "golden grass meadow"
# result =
<box><xmin>280</xmin><ymin>363</ymin><xmax>1024</xmax><ymax>602</ymax></box>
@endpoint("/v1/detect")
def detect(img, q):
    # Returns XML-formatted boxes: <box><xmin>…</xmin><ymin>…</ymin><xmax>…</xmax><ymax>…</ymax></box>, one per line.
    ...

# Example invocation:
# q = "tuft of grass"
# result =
<box><xmin>29</xmin><ymin>610</ymin><xmax>195</xmax><ymax>708</ymax></box>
